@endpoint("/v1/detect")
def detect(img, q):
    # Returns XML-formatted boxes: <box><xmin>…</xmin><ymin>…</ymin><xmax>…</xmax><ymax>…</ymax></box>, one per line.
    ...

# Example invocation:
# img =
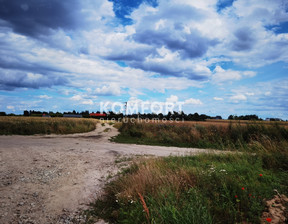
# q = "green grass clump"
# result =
<box><xmin>0</xmin><ymin>117</ymin><xmax>97</xmax><ymax>135</ymax></box>
<box><xmin>86</xmin><ymin>153</ymin><xmax>288</xmax><ymax>224</ymax></box>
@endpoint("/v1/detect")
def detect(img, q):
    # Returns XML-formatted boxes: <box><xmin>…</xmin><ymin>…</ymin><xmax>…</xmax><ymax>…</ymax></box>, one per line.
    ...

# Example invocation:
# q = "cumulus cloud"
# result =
<box><xmin>39</xmin><ymin>95</ymin><xmax>52</xmax><ymax>99</ymax></box>
<box><xmin>99</xmin><ymin>0</ymin><xmax>219</xmax><ymax>79</ymax></box>
<box><xmin>0</xmin><ymin>0</ymin><xmax>82</xmax><ymax>37</ymax></box>
<box><xmin>166</xmin><ymin>95</ymin><xmax>178</xmax><ymax>103</ymax></box>
<box><xmin>133</xmin><ymin>28</ymin><xmax>216</xmax><ymax>59</ymax></box>
<box><xmin>95</xmin><ymin>84</ymin><xmax>122</xmax><ymax>96</ymax></box>
<box><xmin>213</xmin><ymin>97</ymin><xmax>224</xmax><ymax>101</ymax></box>
<box><xmin>71</xmin><ymin>95</ymin><xmax>82</xmax><ymax>101</ymax></box>
<box><xmin>184</xmin><ymin>98</ymin><xmax>203</xmax><ymax>105</ymax></box>
<box><xmin>0</xmin><ymin>0</ymin><xmax>114</xmax><ymax>38</ymax></box>
<box><xmin>82</xmin><ymin>99</ymin><xmax>94</xmax><ymax>105</ymax></box>
<box><xmin>212</xmin><ymin>66</ymin><xmax>256</xmax><ymax>83</ymax></box>
<box><xmin>230</xmin><ymin>27</ymin><xmax>256</xmax><ymax>51</ymax></box>
<box><xmin>230</xmin><ymin>94</ymin><xmax>247</xmax><ymax>102</ymax></box>
<box><xmin>0</xmin><ymin>68</ymin><xmax>67</xmax><ymax>90</ymax></box>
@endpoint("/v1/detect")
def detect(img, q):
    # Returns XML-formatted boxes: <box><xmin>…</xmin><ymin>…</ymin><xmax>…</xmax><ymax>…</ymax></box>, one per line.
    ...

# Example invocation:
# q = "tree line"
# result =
<box><xmin>0</xmin><ymin>110</ymin><xmax>275</xmax><ymax>121</ymax></box>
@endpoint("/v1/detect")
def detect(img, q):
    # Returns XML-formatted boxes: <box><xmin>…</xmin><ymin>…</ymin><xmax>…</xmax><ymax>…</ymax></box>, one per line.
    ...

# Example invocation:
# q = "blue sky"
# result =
<box><xmin>0</xmin><ymin>0</ymin><xmax>288</xmax><ymax>119</ymax></box>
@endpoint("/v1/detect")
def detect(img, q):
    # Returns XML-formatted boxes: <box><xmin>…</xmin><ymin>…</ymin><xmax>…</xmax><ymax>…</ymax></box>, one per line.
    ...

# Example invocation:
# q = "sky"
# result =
<box><xmin>0</xmin><ymin>0</ymin><xmax>288</xmax><ymax>119</ymax></box>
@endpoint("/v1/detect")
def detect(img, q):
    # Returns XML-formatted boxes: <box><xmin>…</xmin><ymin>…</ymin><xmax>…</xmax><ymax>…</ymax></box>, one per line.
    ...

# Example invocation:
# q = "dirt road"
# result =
<box><xmin>0</xmin><ymin>123</ymin><xmax>211</xmax><ymax>223</ymax></box>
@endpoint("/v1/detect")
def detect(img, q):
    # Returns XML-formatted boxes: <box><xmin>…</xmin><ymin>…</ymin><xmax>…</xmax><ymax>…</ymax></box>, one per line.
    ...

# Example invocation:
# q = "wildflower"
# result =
<box><xmin>259</xmin><ymin>174</ymin><xmax>263</xmax><ymax>177</ymax></box>
<box><xmin>266</xmin><ymin>217</ymin><xmax>272</xmax><ymax>222</ymax></box>
<box><xmin>235</xmin><ymin>195</ymin><xmax>238</xmax><ymax>198</ymax></box>
<box><xmin>242</xmin><ymin>187</ymin><xmax>245</xmax><ymax>190</ymax></box>
<box><xmin>249</xmin><ymin>194</ymin><xmax>252</xmax><ymax>197</ymax></box>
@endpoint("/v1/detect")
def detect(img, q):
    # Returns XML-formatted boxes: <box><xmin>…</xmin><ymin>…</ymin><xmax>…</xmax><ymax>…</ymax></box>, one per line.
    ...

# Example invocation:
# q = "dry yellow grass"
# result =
<box><xmin>0</xmin><ymin>116</ymin><xmax>98</xmax><ymax>135</ymax></box>
<box><xmin>154</xmin><ymin>119</ymin><xmax>288</xmax><ymax>127</ymax></box>
<box><xmin>113</xmin><ymin>159</ymin><xmax>196</xmax><ymax>202</ymax></box>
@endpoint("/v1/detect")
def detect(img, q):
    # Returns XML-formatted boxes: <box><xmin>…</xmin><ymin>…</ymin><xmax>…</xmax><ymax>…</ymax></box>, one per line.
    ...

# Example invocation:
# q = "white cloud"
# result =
<box><xmin>166</xmin><ymin>95</ymin><xmax>178</xmax><ymax>103</ymax></box>
<box><xmin>184</xmin><ymin>98</ymin><xmax>203</xmax><ymax>105</ymax></box>
<box><xmin>95</xmin><ymin>84</ymin><xmax>121</xmax><ymax>96</ymax></box>
<box><xmin>81</xmin><ymin>100</ymin><xmax>94</xmax><ymax>105</ymax></box>
<box><xmin>71</xmin><ymin>95</ymin><xmax>82</xmax><ymax>101</ymax></box>
<box><xmin>39</xmin><ymin>95</ymin><xmax>52</xmax><ymax>99</ymax></box>
<box><xmin>230</xmin><ymin>94</ymin><xmax>247</xmax><ymax>102</ymax></box>
<box><xmin>6</xmin><ymin>105</ymin><xmax>15</xmax><ymax>110</ymax></box>
<box><xmin>264</xmin><ymin>91</ymin><xmax>271</xmax><ymax>96</ymax></box>
<box><xmin>213</xmin><ymin>97</ymin><xmax>223</xmax><ymax>101</ymax></box>
<box><xmin>212</xmin><ymin>66</ymin><xmax>256</xmax><ymax>83</ymax></box>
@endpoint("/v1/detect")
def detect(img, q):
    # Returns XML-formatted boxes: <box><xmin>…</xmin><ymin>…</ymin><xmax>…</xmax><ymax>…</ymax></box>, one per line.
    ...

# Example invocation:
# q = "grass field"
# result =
<box><xmin>113</xmin><ymin>120</ymin><xmax>288</xmax><ymax>152</ymax></box>
<box><xmin>0</xmin><ymin>116</ymin><xmax>97</xmax><ymax>135</ymax></box>
<box><xmin>87</xmin><ymin>120</ymin><xmax>288</xmax><ymax>224</ymax></box>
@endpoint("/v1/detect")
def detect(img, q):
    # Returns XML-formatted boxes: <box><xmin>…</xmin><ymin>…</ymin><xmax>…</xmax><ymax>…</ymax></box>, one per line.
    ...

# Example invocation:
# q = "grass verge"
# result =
<box><xmin>0</xmin><ymin>116</ymin><xmax>97</xmax><ymax>135</ymax></box>
<box><xmin>85</xmin><ymin>153</ymin><xmax>288</xmax><ymax>224</ymax></box>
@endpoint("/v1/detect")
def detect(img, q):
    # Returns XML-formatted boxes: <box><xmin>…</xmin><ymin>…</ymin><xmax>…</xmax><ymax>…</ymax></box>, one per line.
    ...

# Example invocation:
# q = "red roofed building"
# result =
<box><xmin>90</xmin><ymin>113</ymin><xmax>107</xmax><ymax>117</ymax></box>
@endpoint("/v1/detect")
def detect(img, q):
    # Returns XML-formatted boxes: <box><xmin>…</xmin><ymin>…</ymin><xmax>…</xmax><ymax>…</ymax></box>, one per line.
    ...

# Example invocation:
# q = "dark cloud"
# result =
<box><xmin>0</xmin><ymin>43</ymin><xmax>70</xmax><ymax>90</ymax></box>
<box><xmin>133</xmin><ymin>29</ymin><xmax>217</xmax><ymax>59</ymax></box>
<box><xmin>105</xmin><ymin>47</ymin><xmax>156</xmax><ymax>61</ymax></box>
<box><xmin>0</xmin><ymin>69</ymin><xmax>67</xmax><ymax>90</ymax></box>
<box><xmin>129</xmin><ymin>61</ymin><xmax>208</xmax><ymax>80</ymax></box>
<box><xmin>231</xmin><ymin>27</ymin><xmax>256</xmax><ymax>51</ymax></box>
<box><xmin>0</xmin><ymin>50</ymin><xmax>69</xmax><ymax>75</ymax></box>
<box><xmin>0</xmin><ymin>0</ymin><xmax>81</xmax><ymax>37</ymax></box>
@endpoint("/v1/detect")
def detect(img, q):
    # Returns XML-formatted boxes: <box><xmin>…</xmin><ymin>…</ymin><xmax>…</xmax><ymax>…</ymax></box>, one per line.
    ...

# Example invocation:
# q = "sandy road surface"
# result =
<box><xmin>0</xmin><ymin>123</ymin><xmax>212</xmax><ymax>224</ymax></box>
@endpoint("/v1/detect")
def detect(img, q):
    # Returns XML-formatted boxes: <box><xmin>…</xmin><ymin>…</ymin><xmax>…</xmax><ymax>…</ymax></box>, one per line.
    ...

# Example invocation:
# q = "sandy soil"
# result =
<box><xmin>0</xmin><ymin>123</ymin><xmax>213</xmax><ymax>224</ymax></box>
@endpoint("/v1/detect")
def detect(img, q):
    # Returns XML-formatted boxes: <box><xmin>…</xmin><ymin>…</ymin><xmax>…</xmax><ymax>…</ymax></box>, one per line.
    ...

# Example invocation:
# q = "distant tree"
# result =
<box><xmin>0</xmin><ymin>112</ymin><xmax>7</xmax><ymax>116</ymax></box>
<box><xmin>81</xmin><ymin>110</ymin><xmax>90</xmax><ymax>118</ymax></box>
<box><xmin>23</xmin><ymin>110</ymin><xmax>30</xmax><ymax>116</ymax></box>
<box><xmin>228</xmin><ymin>115</ymin><xmax>234</xmax><ymax>120</ymax></box>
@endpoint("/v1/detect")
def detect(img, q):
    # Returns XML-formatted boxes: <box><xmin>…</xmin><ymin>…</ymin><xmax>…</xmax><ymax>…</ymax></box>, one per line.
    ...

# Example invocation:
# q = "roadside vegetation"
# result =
<box><xmin>86</xmin><ymin>120</ymin><xmax>288</xmax><ymax>224</ymax></box>
<box><xmin>87</xmin><ymin>153</ymin><xmax>287</xmax><ymax>224</ymax></box>
<box><xmin>0</xmin><ymin>117</ymin><xmax>97</xmax><ymax>135</ymax></box>
<box><xmin>113</xmin><ymin>120</ymin><xmax>288</xmax><ymax>151</ymax></box>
